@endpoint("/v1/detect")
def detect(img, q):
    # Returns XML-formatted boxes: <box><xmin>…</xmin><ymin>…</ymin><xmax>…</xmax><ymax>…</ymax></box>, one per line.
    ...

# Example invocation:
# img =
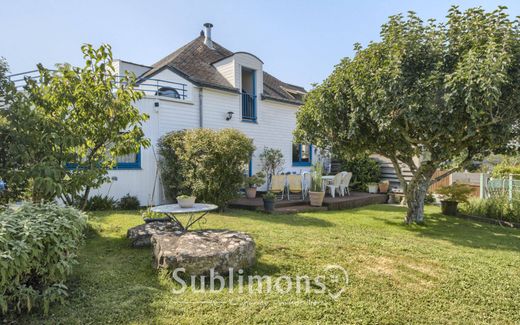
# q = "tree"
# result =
<box><xmin>259</xmin><ymin>147</ymin><xmax>285</xmax><ymax>190</ymax></box>
<box><xmin>294</xmin><ymin>6</ymin><xmax>520</xmax><ymax>223</ymax></box>
<box><xmin>2</xmin><ymin>44</ymin><xmax>150</xmax><ymax>208</ymax></box>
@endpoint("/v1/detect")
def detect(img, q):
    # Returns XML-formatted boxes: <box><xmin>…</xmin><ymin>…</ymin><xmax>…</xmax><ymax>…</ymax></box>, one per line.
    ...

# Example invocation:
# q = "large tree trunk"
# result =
<box><xmin>405</xmin><ymin>166</ymin><xmax>435</xmax><ymax>224</ymax></box>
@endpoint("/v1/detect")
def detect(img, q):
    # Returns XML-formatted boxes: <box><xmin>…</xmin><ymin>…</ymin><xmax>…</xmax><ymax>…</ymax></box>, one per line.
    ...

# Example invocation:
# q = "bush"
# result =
<box><xmin>435</xmin><ymin>183</ymin><xmax>473</xmax><ymax>203</ymax></box>
<box><xmin>158</xmin><ymin>128</ymin><xmax>255</xmax><ymax>210</ymax></box>
<box><xmin>339</xmin><ymin>155</ymin><xmax>381</xmax><ymax>191</ymax></box>
<box><xmin>118</xmin><ymin>194</ymin><xmax>140</xmax><ymax>210</ymax></box>
<box><xmin>84</xmin><ymin>195</ymin><xmax>117</xmax><ymax>211</ymax></box>
<box><xmin>491</xmin><ymin>161</ymin><xmax>520</xmax><ymax>179</ymax></box>
<box><xmin>460</xmin><ymin>192</ymin><xmax>520</xmax><ymax>223</ymax></box>
<box><xmin>0</xmin><ymin>203</ymin><xmax>87</xmax><ymax>314</ymax></box>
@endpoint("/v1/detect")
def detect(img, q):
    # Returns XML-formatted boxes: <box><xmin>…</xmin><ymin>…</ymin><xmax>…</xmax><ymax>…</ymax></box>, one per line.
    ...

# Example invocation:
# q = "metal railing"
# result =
<box><xmin>7</xmin><ymin>70</ymin><xmax>188</xmax><ymax>100</ymax></box>
<box><xmin>241</xmin><ymin>92</ymin><xmax>256</xmax><ymax>121</ymax></box>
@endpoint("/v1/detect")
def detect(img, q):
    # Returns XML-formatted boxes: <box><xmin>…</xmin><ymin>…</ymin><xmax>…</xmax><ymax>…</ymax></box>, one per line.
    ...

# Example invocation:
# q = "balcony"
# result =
<box><xmin>241</xmin><ymin>92</ymin><xmax>256</xmax><ymax>122</ymax></box>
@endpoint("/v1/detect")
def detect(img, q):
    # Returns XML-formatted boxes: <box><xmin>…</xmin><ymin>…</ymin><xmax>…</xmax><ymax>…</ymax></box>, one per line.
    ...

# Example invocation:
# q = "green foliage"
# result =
<box><xmin>295</xmin><ymin>6</ymin><xmax>520</xmax><ymax>223</ymax></box>
<box><xmin>0</xmin><ymin>45</ymin><xmax>149</xmax><ymax>208</ymax></box>
<box><xmin>118</xmin><ymin>194</ymin><xmax>140</xmax><ymax>210</ymax></box>
<box><xmin>340</xmin><ymin>155</ymin><xmax>381</xmax><ymax>191</ymax></box>
<box><xmin>425</xmin><ymin>192</ymin><xmax>436</xmax><ymax>204</ymax></box>
<box><xmin>262</xmin><ymin>191</ymin><xmax>276</xmax><ymax>200</ymax></box>
<box><xmin>0</xmin><ymin>203</ymin><xmax>87</xmax><ymax>315</ymax></box>
<box><xmin>460</xmin><ymin>193</ymin><xmax>520</xmax><ymax>223</ymax></box>
<box><xmin>310</xmin><ymin>162</ymin><xmax>324</xmax><ymax>192</ymax></box>
<box><xmin>491</xmin><ymin>161</ymin><xmax>520</xmax><ymax>179</ymax></box>
<box><xmin>158</xmin><ymin>128</ymin><xmax>255</xmax><ymax>210</ymax></box>
<box><xmin>244</xmin><ymin>172</ymin><xmax>266</xmax><ymax>188</ymax></box>
<box><xmin>85</xmin><ymin>195</ymin><xmax>117</xmax><ymax>211</ymax></box>
<box><xmin>259</xmin><ymin>147</ymin><xmax>285</xmax><ymax>189</ymax></box>
<box><xmin>436</xmin><ymin>183</ymin><xmax>473</xmax><ymax>203</ymax></box>
<box><xmin>176</xmin><ymin>194</ymin><xmax>194</xmax><ymax>199</ymax></box>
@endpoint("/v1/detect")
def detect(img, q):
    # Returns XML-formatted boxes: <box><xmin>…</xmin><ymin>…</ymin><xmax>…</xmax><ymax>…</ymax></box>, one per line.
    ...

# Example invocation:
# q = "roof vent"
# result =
<box><xmin>203</xmin><ymin>23</ymin><xmax>214</xmax><ymax>49</ymax></box>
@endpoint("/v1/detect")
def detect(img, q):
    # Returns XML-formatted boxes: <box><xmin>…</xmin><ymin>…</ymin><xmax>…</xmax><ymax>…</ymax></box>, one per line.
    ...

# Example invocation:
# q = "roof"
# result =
<box><xmin>139</xmin><ymin>35</ymin><xmax>305</xmax><ymax>105</ymax></box>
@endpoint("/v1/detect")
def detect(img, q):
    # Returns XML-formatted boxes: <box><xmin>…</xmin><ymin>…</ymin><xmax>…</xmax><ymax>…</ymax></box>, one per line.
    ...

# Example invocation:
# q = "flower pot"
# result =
<box><xmin>177</xmin><ymin>196</ymin><xmax>196</xmax><ymax>208</ymax></box>
<box><xmin>378</xmin><ymin>181</ymin><xmax>389</xmax><ymax>194</ymax></box>
<box><xmin>309</xmin><ymin>191</ymin><xmax>325</xmax><ymax>207</ymax></box>
<box><xmin>368</xmin><ymin>184</ymin><xmax>379</xmax><ymax>194</ymax></box>
<box><xmin>441</xmin><ymin>200</ymin><xmax>458</xmax><ymax>216</ymax></box>
<box><xmin>245</xmin><ymin>187</ymin><xmax>257</xmax><ymax>199</ymax></box>
<box><xmin>263</xmin><ymin>198</ymin><xmax>275</xmax><ymax>213</ymax></box>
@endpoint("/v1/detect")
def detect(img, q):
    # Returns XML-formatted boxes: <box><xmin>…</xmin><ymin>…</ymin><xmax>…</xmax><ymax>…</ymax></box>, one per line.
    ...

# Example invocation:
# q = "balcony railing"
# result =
<box><xmin>6</xmin><ymin>70</ymin><xmax>188</xmax><ymax>100</ymax></box>
<box><xmin>241</xmin><ymin>92</ymin><xmax>257</xmax><ymax>121</ymax></box>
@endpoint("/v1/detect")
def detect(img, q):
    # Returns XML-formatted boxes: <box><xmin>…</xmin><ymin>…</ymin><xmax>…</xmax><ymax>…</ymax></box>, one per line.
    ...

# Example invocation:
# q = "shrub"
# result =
<box><xmin>158</xmin><ymin>128</ymin><xmax>255</xmax><ymax>210</ymax></box>
<box><xmin>436</xmin><ymin>183</ymin><xmax>473</xmax><ymax>203</ymax></box>
<box><xmin>84</xmin><ymin>195</ymin><xmax>117</xmax><ymax>211</ymax></box>
<box><xmin>0</xmin><ymin>203</ymin><xmax>87</xmax><ymax>314</ymax></box>
<box><xmin>244</xmin><ymin>172</ymin><xmax>266</xmax><ymax>188</ymax></box>
<box><xmin>491</xmin><ymin>162</ymin><xmax>520</xmax><ymax>179</ymax></box>
<box><xmin>118</xmin><ymin>194</ymin><xmax>140</xmax><ymax>210</ymax></box>
<box><xmin>339</xmin><ymin>155</ymin><xmax>381</xmax><ymax>191</ymax></box>
<box><xmin>259</xmin><ymin>147</ymin><xmax>285</xmax><ymax>189</ymax></box>
<box><xmin>310</xmin><ymin>162</ymin><xmax>324</xmax><ymax>192</ymax></box>
<box><xmin>460</xmin><ymin>192</ymin><xmax>520</xmax><ymax>223</ymax></box>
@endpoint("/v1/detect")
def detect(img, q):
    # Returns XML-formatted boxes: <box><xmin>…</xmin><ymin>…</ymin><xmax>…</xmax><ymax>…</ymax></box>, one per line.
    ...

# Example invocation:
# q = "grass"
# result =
<box><xmin>13</xmin><ymin>205</ymin><xmax>520</xmax><ymax>324</ymax></box>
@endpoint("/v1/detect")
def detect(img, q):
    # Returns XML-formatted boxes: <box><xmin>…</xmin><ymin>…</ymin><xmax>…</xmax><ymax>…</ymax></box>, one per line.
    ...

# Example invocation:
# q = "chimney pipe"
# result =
<box><xmin>203</xmin><ymin>23</ymin><xmax>214</xmax><ymax>49</ymax></box>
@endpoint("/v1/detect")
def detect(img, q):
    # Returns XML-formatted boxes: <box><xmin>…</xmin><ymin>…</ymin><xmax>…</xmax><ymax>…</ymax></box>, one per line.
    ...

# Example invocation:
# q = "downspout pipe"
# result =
<box><xmin>198</xmin><ymin>87</ymin><xmax>203</xmax><ymax>128</ymax></box>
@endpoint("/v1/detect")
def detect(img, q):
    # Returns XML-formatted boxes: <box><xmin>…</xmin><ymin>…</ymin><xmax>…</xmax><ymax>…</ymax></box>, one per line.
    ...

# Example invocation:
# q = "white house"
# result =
<box><xmin>93</xmin><ymin>23</ymin><xmax>315</xmax><ymax>205</ymax></box>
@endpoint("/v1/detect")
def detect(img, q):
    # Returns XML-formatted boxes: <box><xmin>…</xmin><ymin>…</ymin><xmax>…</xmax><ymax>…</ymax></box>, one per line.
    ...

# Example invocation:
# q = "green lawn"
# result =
<box><xmin>15</xmin><ymin>205</ymin><xmax>520</xmax><ymax>324</ymax></box>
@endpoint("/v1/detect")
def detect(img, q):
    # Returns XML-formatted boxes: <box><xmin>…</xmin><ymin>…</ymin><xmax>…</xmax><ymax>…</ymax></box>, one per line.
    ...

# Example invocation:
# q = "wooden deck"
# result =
<box><xmin>228</xmin><ymin>191</ymin><xmax>388</xmax><ymax>213</ymax></box>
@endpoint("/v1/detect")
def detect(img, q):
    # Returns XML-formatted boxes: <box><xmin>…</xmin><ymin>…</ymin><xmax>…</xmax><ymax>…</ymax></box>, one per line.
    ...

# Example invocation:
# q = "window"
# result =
<box><xmin>66</xmin><ymin>148</ymin><xmax>141</xmax><ymax>170</ymax></box>
<box><xmin>114</xmin><ymin>149</ymin><xmax>141</xmax><ymax>169</ymax></box>
<box><xmin>155</xmin><ymin>87</ymin><xmax>180</xmax><ymax>99</ymax></box>
<box><xmin>292</xmin><ymin>144</ymin><xmax>312</xmax><ymax>166</ymax></box>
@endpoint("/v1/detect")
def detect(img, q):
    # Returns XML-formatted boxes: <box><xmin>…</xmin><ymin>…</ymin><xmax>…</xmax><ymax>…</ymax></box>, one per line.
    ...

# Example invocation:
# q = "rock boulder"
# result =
<box><xmin>151</xmin><ymin>230</ymin><xmax>256</xmax><ymax>275</ymax></box>
<box><xmin>127</xmin><ymin>221</ymin><xmax>182</xmax><ymax>247</ymax></box>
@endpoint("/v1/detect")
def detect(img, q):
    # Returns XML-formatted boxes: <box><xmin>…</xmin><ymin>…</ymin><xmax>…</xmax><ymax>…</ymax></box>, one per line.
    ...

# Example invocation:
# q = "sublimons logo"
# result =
<box><xmin>171</xmin><ymin>264</ymin><xmax>349</xmax><ymax>300</ymax></box>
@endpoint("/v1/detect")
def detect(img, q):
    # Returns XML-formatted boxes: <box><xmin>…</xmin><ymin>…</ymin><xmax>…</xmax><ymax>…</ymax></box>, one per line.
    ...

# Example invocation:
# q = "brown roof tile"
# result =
<box><xmin>139</xmin><ymin>35</ymin><xmax>305</xmax><ymax>104</ymax></box>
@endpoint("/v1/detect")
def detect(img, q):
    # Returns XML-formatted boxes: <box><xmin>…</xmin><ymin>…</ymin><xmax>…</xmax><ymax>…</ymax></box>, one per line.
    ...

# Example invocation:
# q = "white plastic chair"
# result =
<box><xmin>340</xmin><ymin>172</ymin><xmax>352</xmax><ymax>196</ymax></box>
<box><xmin>302</xmin><ymin>172</ymin><xmax>312</xmax><ymax>199</ymax></box>
<box><xmin>327</xmin><ymin>173</ymin><xmax>343</xmax><ymax>198</ymax></box>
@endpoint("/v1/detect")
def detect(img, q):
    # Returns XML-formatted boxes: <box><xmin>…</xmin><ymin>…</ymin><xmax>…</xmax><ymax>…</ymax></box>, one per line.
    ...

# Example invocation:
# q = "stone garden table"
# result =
<box><xmin>150</xmin><ymin>203</ymin><xmax>218</xmax><ymax>231</ymax></box>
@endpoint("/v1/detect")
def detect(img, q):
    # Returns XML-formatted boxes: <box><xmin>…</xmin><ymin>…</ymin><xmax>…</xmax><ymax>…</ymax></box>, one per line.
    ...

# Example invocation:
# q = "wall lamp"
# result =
<box><xmin>225</xmin><ymin>111</ymin><xmax>234</xmax><ymax>121</ymax></box>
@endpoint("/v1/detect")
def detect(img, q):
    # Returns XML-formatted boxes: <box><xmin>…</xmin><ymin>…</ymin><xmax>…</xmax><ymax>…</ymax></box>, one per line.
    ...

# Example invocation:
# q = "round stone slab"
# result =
<box><xmin>127</xmin><ymin>222</ymin><xmax>182</xmax><ymax>247</ymax></box>
<box><xmin>151</xmin><ymin>230</ymin><xmax>256</xmax><ymax>276</ymax></box>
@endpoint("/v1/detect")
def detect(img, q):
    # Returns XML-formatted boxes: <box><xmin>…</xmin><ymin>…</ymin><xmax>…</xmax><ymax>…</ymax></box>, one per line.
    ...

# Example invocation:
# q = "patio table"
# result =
<box><xmin>150</xmin><ymin>203</ymin><xmax>218</xmax><ymax>231</ymax></box>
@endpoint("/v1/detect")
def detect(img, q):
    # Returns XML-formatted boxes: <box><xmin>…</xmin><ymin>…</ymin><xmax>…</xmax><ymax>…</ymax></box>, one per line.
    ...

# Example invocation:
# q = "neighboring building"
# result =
<box><xmin>92</xmin><ymin>23</ymin><xmax>313</xmax><ymax>205</ymax></box>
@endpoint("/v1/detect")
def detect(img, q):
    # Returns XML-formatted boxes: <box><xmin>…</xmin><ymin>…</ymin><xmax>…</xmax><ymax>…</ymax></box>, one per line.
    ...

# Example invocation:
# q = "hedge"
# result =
<box><xmin>0</xmin><ymin>203</ymin><xmax>87</xmax><ymax>315</ymax></box>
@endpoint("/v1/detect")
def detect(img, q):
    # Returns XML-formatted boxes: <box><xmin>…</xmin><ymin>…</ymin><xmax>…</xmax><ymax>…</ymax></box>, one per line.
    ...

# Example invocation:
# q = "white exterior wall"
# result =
<box><xmin>92</xmin><ymin>57</ymin><xmax>309</xmax><ymax>205</ymax></box>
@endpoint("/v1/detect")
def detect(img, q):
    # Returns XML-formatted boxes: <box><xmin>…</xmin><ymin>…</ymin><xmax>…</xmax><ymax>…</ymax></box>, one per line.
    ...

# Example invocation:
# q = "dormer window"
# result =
<box><xmin>155</xmin><ymin>87</ymin><xmax>181</xmax><ymax>99</ymax></box>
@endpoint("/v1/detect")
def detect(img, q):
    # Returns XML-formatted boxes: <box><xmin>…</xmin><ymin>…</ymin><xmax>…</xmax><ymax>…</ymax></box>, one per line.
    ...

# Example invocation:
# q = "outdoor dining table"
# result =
<box><xmin>150</xmin><ymin>203</ymin><xmax>218</xmax><ymax>231</ymax></box>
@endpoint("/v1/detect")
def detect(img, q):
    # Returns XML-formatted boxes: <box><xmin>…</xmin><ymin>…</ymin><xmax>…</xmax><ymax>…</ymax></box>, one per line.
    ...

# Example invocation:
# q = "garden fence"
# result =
<box><xmin>480</xmin><ymin>174</ymin><xmax>520</xmax><ymax>203</ymax></box>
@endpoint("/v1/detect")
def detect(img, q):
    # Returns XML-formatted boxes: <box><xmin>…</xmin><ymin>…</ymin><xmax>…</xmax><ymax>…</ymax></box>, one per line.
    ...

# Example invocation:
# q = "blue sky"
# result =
<box><xmin>1</xmin><ymin>0</ymin><xmax>518</xmax><ymax>89</ymax></box>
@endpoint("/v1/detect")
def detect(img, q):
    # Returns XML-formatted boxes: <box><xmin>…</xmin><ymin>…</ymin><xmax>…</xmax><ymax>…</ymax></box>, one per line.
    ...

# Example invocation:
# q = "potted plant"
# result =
<box><xmin>263</xmin><ymin>191</ymin><xmax>276</xmax><ymax>213</ymax></box>
<box><xmin>378</xmin><ymin>180</ymin><xmax>390</xmax><ymax>193</ymax></box>
<box><xmin>176</xmin><ymin>194</ymin><xmax>196</xmax><ymax>208</ymax></box>
<box><xmin>142</xmin><ymin>209</ymin><xmax>170</xmax><ymax>223</ymax></box>
<box><xmin>435</xmin><ymin>183</ymin><xmax>473</xmax><ymax>216</ymax></box>
<box><xmin>309</xmin><ymin>163</ymin><xmax>326</xmax><ymax>206</ymax></box>
<box><xmin>367</xmin><ymin>182</ymin><xmax>379</xmax><ymax>194</ymax></box>
<box><xmin>243</xmin><ymin>172</ymin><xmax>266</xmax><ymax>199</ymax></box>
